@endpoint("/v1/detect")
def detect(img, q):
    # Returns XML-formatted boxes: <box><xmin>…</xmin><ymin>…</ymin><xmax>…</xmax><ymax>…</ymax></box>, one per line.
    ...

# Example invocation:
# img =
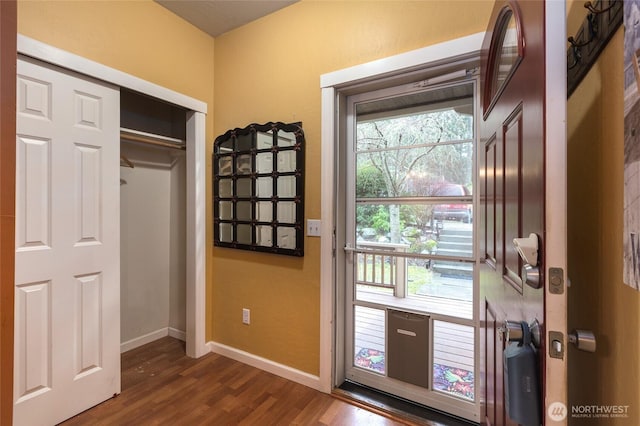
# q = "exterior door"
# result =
<box><xmin>343</xmin><ymin>80</ymin><xmax>478</xmax><ymax>422</ymax></box>
<box><xmin>14</xmin><ymin>57</ymin><xmax>120</xmax><ymax>425</ymax></box>
<box><xmin>479</xmin><ymin>1</ymin><xmax>566</xmax><ymax>425</ymax></box>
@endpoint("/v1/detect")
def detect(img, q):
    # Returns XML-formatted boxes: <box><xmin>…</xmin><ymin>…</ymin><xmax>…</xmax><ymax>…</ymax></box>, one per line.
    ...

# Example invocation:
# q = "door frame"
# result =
<box><xmin>319</xmin><ymin>32</ymin><xmax>485</xmax><ymax>396</ymax></box>
<box><xmin>0</xmin><ymin>1</ymin><xmax>16</xmax><ymax>424</ymax></box>
<box><xmin>16</xmin><ymin>35</ymin><xmax>209</xmax><ymax>359</ymax></box>
<box><xmin>542</xmin><ymin>0</ymin><xmax>568</xmax><ymax>417</ymax></box>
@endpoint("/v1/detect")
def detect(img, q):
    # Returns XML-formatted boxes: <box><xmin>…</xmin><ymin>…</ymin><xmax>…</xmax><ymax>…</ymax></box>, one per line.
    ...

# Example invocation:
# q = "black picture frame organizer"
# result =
<box><xmin>213</xmin><ymin>122</ymin><xmax>305</xmax><ymax>256</ymax></box>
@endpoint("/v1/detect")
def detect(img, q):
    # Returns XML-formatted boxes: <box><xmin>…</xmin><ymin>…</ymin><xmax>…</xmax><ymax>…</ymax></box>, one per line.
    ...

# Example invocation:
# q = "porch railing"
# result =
<box><xmin>355</xmin><ymin>241</ymin><xmax>409</xmax><ymax>298</ymax></box>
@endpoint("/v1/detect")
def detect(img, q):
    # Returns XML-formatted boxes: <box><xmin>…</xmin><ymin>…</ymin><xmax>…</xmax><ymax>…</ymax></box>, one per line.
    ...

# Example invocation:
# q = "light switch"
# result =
<box><xmin>307</xmin><ymin>219</ymin><xmax>321</xmax><ymax>237</ymax></box>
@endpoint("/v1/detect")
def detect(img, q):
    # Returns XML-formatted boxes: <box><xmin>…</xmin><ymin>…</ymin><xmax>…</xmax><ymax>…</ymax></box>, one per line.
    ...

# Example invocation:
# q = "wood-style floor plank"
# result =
<box><xmin>60</xmin><ymin>337</ymin><xmax>405</xmax><ymax>426</ymax></box>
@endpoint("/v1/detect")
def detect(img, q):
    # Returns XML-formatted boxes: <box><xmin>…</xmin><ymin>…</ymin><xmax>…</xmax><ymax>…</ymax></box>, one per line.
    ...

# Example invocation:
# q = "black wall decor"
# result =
<box><xmin>567</xmin><ymin>0</ymin><xmax>622</xmax><ymax>98</ymax></box>
<box><xmin>213</xmin><ymin>122</ymin><xmax>305</xmax><ymax>256</ymax></box>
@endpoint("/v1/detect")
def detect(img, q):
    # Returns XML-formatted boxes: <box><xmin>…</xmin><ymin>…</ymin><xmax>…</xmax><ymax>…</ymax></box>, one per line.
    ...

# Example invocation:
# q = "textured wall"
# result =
<box><xmin>213</xmin><ymin>0</ymin><xmax>492</xmax><ymax>375</ymax></box>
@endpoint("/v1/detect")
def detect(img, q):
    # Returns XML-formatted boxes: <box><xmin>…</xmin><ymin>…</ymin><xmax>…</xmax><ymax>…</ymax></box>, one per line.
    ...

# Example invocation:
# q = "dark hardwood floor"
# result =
<box><xmin>60</xmin><ymin>337</ymin><xmax>408</xmax><ymax>425</ymax></box>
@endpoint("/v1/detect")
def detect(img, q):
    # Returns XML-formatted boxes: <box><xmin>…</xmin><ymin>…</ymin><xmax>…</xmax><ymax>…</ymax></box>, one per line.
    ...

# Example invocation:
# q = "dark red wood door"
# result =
<box><xmin>479</xmin><ymin>1</ymin><xmax>567</xmax><ymax>425</ymax></box>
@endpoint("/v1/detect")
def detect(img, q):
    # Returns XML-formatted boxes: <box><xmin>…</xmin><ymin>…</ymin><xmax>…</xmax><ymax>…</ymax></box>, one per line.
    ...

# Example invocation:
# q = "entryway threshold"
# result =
<box><xmin>333</xmin><ymin>381</ymin><xmax>478</xmax><ymax>426</ymax></box>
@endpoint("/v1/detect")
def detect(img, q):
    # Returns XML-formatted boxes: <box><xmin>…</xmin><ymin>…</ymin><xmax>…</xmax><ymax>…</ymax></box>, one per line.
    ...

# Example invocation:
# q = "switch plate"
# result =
<box><xmin>307</xmin><ymin>219</ymin><xmax>321</xmax><ymax>237</ymax></box>
<box><xmin>242</xmin><ymin>308</ymin><xmax>250</xmax><ymax>325</ymax></box>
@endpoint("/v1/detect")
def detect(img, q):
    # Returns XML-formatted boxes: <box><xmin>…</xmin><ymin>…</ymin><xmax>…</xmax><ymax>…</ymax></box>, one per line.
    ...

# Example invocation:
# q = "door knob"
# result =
<box><xmin>568</xmin><ymin>329</ymin><xmax>596</xmax><ymax>352</ymax></box>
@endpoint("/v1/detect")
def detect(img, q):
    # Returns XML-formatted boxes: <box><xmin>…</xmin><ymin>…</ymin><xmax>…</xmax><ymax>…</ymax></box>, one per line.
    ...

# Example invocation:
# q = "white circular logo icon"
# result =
<box><xmin>548</xmin><ymin>402</ymin><xmax>568</xmax><ymax>421</ymax></box>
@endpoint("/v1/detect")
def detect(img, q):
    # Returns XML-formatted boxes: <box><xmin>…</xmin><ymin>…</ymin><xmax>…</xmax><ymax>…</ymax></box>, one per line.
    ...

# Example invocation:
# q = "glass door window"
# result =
<box><xmin>344</xmin><ymin>80</ymin><xmax>477</xmax><ymax>420</ymax></box>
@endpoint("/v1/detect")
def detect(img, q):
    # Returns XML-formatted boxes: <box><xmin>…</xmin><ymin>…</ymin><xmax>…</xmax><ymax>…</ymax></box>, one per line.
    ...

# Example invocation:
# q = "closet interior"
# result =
<box><xmin>119</xmin><ymin>89</ymin><xmax>188</xmax><ymax>353</ymax></box>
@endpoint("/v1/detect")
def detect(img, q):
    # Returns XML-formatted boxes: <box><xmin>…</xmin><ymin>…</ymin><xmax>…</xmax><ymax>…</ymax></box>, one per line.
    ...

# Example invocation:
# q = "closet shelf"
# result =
<box><xmin>120</xmin><ymin>127</ymin><xmax>186</xmax><ymax>150</ymax></box>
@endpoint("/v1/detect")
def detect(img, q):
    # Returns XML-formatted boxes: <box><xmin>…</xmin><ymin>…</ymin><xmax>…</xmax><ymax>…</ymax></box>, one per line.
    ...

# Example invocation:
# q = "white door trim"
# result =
<box><xmin>319</xmin><ymin>31</ymin><xmax>484</xmax><ymax>394</ymax></box>
<box><xmin>17</xmin><ymin>35</ymin><xmax>208</xmax><ymax>358</ymax></box>
<box><xmin>543</xmin><ymin>0</ymin><xmax>568</xmax><ymax>419</ymax></box>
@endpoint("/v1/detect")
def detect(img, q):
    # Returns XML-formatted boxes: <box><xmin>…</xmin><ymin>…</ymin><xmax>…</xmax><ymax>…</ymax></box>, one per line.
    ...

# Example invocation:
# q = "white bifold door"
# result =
<box><xmin>14</xmin><ymin>57</ymin><xmax>120</xmax><ymax>425</ymax></box>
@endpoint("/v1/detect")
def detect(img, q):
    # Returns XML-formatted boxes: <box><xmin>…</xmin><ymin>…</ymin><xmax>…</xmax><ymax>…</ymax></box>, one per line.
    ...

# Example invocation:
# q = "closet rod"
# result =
<box><xmin>120</xmin><ymin>127</ymin><xmax>186</xmax><ymax>151</ymax></box>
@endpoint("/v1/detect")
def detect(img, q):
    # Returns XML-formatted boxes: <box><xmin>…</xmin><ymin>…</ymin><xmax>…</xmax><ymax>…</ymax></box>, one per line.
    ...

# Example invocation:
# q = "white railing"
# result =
<box><xmin>355</xmin><ymin>241</ymin><xmax>409</xmax><ymax>298</ymax></box>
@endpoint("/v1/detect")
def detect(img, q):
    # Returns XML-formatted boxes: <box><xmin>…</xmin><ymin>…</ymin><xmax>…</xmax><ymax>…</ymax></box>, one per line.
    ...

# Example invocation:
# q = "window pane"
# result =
<box><xmin>354</xmin><ymin>253</ymin><xmax>473</xmax><ymax>319</ymax></box>
<box><xmin>355</xmin><ymin>204</ymin><xmax>472</xmax><ymax>258</ymax></box>
<box><xmin>356</xmin><ymin>109</ymin><xmax>472</xmax><ymax>152</ymax></box>
<box><xmin>433</xmin><ymin>321</ymin><xmax>475</xmax><ymax>401</ymax></box>
<box><xmin>354</xmin><ymin>306</ymin><xmax>385</xmax><ymax>374</ymax></box>
<box><xmin>356</xmin><ymin>143</ymin><xmax>473</xmax><ymax>198</ymax></box>
<box><xmin>492</xmin><ymin>10</ymin><xmax>519</xmax><ymax>99</ymax></box>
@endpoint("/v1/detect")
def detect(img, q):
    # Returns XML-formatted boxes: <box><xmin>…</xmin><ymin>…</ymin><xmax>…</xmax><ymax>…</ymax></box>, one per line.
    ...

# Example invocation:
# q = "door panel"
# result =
<box><xmin>14</xmin><ymin>57</ymin><xmax>120</xmax><ymax>426</ymax></box>
<box><xmin>503</xmin><ymin>108</ymin><xmax>523</xmax><ymax>291</ymax></box>
<box><xmin>480</xmin><ymin>1</ymin><xmax>567</xmax><ymax>425</ymax></box>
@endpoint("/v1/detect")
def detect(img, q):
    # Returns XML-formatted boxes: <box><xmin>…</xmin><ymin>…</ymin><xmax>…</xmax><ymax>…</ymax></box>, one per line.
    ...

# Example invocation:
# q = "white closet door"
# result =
<box><xmin>14</xmin><ymin>57</ymin><xmax>120</xmax><ymax>426</ymax></box>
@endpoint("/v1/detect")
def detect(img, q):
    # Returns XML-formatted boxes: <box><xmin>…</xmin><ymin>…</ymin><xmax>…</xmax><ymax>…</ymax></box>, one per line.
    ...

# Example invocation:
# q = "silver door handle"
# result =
<box><xmin>568</xmin><ymin>329</ymin><xmax>596</xmax><ymax>352</ymax></box>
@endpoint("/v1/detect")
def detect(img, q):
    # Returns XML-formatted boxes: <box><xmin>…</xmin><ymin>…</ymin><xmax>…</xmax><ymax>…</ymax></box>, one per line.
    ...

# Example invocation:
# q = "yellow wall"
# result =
<box><xmin>567</xmin><ymin>1</ymin><xmax>640</xmax><ymax>422</ymax></box>
<box><xmin>17</xmin><ymin>0</ymin><xmax>216</xmax><ymax>333</ymax></box>
<box><xmin>212</xmin><ymin>0</ymin><xmax>491</xmax><ymax>375</ymax></box>
<box><xmin>18</xmin><ymin>0</ymin><xmax>215</xmax><ymax>115</ymax></box>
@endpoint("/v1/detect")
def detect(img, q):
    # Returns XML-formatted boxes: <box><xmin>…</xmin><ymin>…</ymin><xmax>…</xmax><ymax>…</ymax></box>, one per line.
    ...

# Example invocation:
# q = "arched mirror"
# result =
<box><xmin>213</xmin><ymin>122</ymin><xmax>305</xmax><ymax>256</ymax></box>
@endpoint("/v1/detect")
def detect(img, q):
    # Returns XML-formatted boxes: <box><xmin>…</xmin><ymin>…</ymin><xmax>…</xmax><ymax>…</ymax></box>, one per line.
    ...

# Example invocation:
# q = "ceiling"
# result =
<box><xmin>155</xmin><ymin>0</ymin><xmax>299</xmax><ymax>37</ymax></box>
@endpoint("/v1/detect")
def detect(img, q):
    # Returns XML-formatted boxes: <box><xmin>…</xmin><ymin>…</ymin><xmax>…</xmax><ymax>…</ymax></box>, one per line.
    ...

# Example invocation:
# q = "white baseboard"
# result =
<box><xmin>207</xmin><ymin>341</ymin><xmax>322</xmax><ymax>392</ymax></box>
<box><xmin>168</xmin><ymin>327</ymin><xmax>186</xmax><ymax>341</ymax></box>
<box><xmin>121</xmin><ymin>327</ymin><xmax>186</xmax><ymax>353</ymax></box>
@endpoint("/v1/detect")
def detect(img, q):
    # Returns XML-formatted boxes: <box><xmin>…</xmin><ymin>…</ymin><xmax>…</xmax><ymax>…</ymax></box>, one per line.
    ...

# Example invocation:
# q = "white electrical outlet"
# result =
<box><xmin>307</xmin><ymin>219</ymin><xmax>321</xmax><ymax>237</ymax></box>
<box><xmin>242</xmin><ymin>308</ymin><xmax>250</xmax><ymax>325</ymax></box>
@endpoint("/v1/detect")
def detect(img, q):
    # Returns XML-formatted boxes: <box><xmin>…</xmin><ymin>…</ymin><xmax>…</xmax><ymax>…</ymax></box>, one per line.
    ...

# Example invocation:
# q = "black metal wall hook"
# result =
<box><xmin>567</xmin><ymin>35</ymin><xmax>590</xmax><ymax>49</ymax></box>
<box><xmin>567</xmin><ymin>45</ymin><xmax>581</xmax><ymax>70</ymax></box>
<box><xmin>567</xmin><ymin>12</ymin><xmax>597</xmax><ymax>70</ymax></box>
<box><xmin>566</xmin><ymin>0</ymin><xmax>623</xmax><ymax>97</ymax></box>
<box><xmin>584</xmin><ymin>0</ymin><xmax>616</xmax><ymax>15</ymax></box>
<box><xmin>567</xmin><ymin>13</ymin><xmax>597</xmax><ymax>48</ymax></box>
